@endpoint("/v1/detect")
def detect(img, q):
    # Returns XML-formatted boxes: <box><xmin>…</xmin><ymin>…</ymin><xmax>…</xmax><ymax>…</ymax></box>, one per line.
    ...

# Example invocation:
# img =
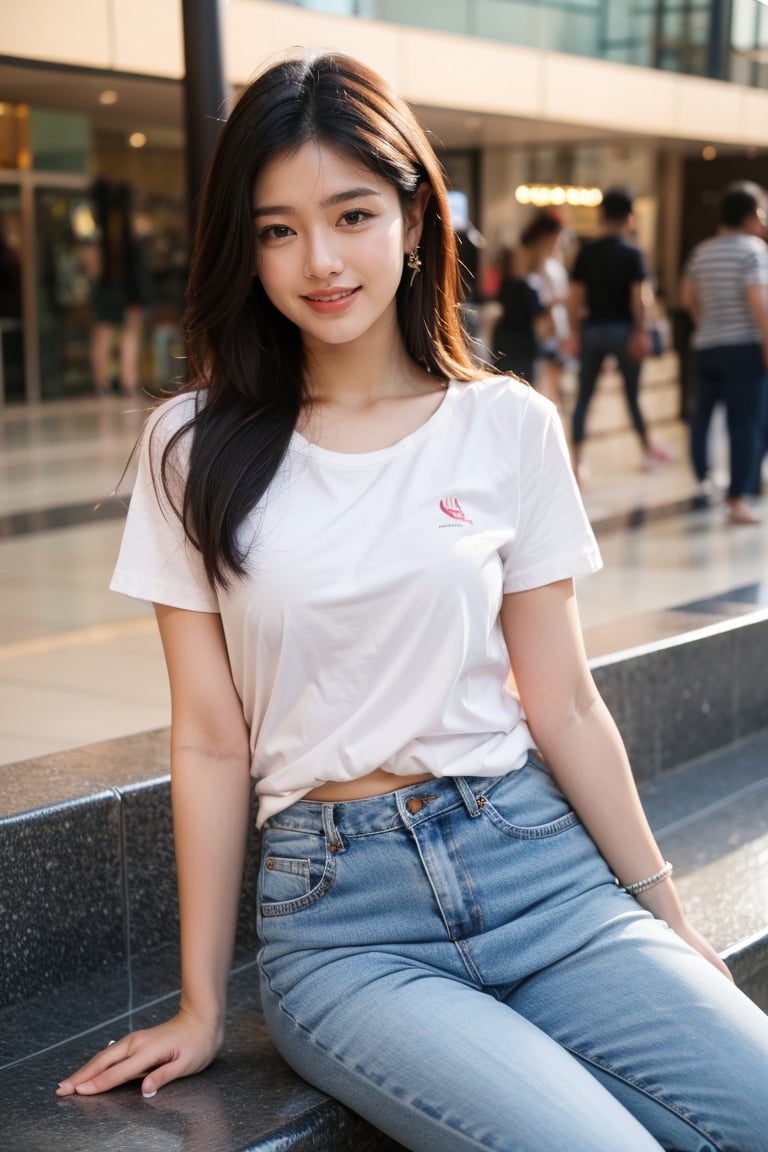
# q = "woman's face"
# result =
<box><xmin>252</xmin><ymin>142</ymin><xmax>425</xmax><ymax>354</ymax></box>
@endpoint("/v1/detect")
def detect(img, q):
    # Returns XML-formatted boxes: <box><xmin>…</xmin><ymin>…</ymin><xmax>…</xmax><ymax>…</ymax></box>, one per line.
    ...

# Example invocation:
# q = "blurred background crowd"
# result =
<box><xmin>2</xmin><ymin>0</ymin><xmax>768</xmax><ymax>509</ymax></box>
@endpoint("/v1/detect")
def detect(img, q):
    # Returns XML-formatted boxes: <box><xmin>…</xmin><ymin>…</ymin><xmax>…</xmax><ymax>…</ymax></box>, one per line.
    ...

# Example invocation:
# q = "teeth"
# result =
<box><xmin>308</xmin><ymin>290</ymin><xmax>353</xmax><ymax>302</ymax></box>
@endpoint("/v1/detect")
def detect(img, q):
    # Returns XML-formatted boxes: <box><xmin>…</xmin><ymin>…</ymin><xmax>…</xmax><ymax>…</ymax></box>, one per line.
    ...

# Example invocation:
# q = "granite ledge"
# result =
<box><xmin>0</xmin><ymin>728</ymin><xmax>170</xmax><ymax>819</ymax></box>
<box><xmin>0</xmin><ymin>965</ymin><xmax>407</xmax><ymax>1152</ymax></box>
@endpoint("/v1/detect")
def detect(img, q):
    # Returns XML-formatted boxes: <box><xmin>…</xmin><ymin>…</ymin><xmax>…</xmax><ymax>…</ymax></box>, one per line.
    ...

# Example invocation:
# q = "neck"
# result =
<box><xmin>303</xmin><ymin>325</ymin><xmax>429</xmax><ymax>408</ymax></box>
<box><xmin>600</xmin><ymin>221</ymin><xmax>628</xmax><ymax>237</ymax></box>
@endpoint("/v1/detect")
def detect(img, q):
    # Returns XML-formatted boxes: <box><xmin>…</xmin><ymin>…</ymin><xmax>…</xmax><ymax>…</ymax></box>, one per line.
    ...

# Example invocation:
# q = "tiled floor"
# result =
<box><xmin>0</xmin><ymin>364</ymin><xmax>766</xmax><ymax>767</ymax></box>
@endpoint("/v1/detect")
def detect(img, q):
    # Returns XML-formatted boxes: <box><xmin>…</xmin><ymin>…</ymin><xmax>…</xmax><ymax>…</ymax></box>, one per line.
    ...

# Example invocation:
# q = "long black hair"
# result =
<box><xmin>159</xmin><ymin>52</ymin><xmax>485</xmax><ymax>587</ymax></box>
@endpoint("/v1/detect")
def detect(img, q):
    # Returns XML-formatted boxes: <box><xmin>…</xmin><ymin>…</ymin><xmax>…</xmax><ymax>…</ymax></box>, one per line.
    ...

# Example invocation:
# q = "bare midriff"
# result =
<box><xmin>305</xmin><ymin>767</ymin><xmax>436</xmax><ymax>803</ymax></box>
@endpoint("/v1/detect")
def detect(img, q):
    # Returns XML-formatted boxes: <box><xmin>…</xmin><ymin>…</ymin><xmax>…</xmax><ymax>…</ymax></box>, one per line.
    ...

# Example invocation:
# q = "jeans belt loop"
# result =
<box><xmin>321</xmin><ymin>802</ymin><xmax>346</xmax><ymax>853</ymax></box>
<box><xmin>454</xmin><ymin>777</ymin><xmax>482</xmax><ymax>817</ymax></box>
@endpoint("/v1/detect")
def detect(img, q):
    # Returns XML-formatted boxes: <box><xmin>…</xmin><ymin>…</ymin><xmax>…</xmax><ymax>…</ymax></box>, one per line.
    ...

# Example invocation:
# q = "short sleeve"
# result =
<box><xmin>109</xmin><ymin>397</ymin><xmax>220</xmax><ymax>612</ymax></box>
<box><xmin>500</xmin><ymin>395</ymin><xmax>602</xmax><ymax>593</ymax></box>
<box><xmin>571</xmin><ymin>246</ymin><xmax>588</xmax><ymax>284</ymax></box>
<box><xmin>744</xmin><ymin>242</ymin><xmax>768</xmax><ymax>286</ymax></box>
<box><xmin>629</xmin><ymin>245</ymin><xmax>647</xmax><ymax>282</ymax></box>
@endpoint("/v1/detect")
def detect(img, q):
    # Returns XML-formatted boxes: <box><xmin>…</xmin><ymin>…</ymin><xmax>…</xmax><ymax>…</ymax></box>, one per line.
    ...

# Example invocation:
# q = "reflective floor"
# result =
<box><xmin>1</xmin><ymin>363</ymin><xmax>766</xmax><ymax>767</ymax></box>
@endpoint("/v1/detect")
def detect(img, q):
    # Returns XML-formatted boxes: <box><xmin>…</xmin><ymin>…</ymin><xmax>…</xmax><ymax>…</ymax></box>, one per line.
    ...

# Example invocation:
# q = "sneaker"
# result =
<box><xmin>727</xmin><ymin>499</ymin><xmax>761</xmax><ymax>525</ymax></box>
<box><xmin>691</xmin><ymin>479</ymin><xmax>714</xmax><ymax>509</ymax></box>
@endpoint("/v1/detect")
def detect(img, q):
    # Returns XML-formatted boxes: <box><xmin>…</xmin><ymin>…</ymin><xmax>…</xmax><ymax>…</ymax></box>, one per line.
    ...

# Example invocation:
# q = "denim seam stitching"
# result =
<box><xmin>482</xmin><ymin>805</ymin><xmax>581</xmax><ymax>840</ymax></box>
<box><xmin>260</xmin><ymin>850</ymin><xmax>336</xmax><ymax>917</ymax></box>
<box><xmin>560</xmin><ymin>1042</ymin><xmax>728</xmax><ymax>1152</ymax></box>
<box><xmin>265</xmin><ymin>982</ymin><xmax>501</xmax><ymax>1152</ymax></box>
<box><xmin>453</xmin><ymin>939</ymin><xmax>484</xmax><ymax>985</ymax></box>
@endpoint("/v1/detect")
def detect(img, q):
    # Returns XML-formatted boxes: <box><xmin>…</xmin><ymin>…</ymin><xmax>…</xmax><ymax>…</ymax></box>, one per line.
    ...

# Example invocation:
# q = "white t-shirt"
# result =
<box><xmin>528</xmin><ymin>257</ymin><xmax>570</xmax><ymax>344</ymax></box>
<box><xmin>111</xmin><ymin>376</ymin><xmax>602</xmax><ymax>825</ymax></box>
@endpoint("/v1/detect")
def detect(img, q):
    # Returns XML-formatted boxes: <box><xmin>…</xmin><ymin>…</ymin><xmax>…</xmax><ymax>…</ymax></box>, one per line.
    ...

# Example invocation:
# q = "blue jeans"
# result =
<box><xmin>690</xmin><ymin>343</ymin><xmax>766</xmax><ymax>499</ymax></box>
<box><xmin>746</xmin><ymin>369</ymin><xmax>768</xmax><ymax>494</ymax></box>
<box><xmin>573</xmin><ymin>322</ymin><xmax>648</xmax><ymax>449</ymax></box>
<box><xmin>257</xmin><ymin>759</ymin><xmax>768</xmax><ymax>1151</ymax></box>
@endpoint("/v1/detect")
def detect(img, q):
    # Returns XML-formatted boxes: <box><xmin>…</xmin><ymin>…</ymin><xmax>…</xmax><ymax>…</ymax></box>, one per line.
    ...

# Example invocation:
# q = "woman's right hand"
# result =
<box><xmin>56</xmin><ymin>1007</ymin><xmax>224</xmax><ymax>1099</ymax></box>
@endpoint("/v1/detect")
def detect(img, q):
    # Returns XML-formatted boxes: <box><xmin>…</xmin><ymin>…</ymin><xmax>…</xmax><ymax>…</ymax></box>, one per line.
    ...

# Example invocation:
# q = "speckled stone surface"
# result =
<box><xmin>0</xmin><ymin>734</ymin><xmax>263</xmax><ymax>1020</ymax></box>
<box><xmin>0</xmin><ymin>966</ymin><xmax>407</xmax><ymax>1152</ymax></box>
<box><xmin>640</xmin><ymin>726</ymin><xmax>768</xmax><ymax>1010</ymax></box>
<box><xmin>0</xmin><ymin>961</ymin><xmax>130</xmax><ymax>1067</ymax></box>
<box><xmin>724</xmin><ymin>931</ymin><xmax>768</xmax><ymax>1011</ymax></box>
<box><xmin>0</xmin><ymin>794</ymin><xmax>125</xmax><ymax>1010</ymax></box>
<box><xmin>2</xmin><ymin>623</ymin><xmax>767</xmax><ymax>1149</ymax></box>
<box><xmin>122</xmin><ymin>780</ymin><xmax>178</xmax><ymax>957</ymax></box>
<box><xmin>592</xmin><ymin>612</ymin><xmax>768</xmax><ymax>784</ymax></box>
<box><xmin>0</xmin><ymin>728</ymin><xmax>170</xmax><ymax>819</ymax></box>
<box><xmin>731</xmin><ymin>614</ymin><xmax>768</xmax><ymax>735</ymax></box>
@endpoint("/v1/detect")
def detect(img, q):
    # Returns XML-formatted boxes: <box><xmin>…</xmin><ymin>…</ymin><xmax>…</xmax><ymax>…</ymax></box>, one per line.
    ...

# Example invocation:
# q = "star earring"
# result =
<box><xmin>407</xmin><ymin>246</ymin><xmax>422</xmax><ymax>287</ymax></box>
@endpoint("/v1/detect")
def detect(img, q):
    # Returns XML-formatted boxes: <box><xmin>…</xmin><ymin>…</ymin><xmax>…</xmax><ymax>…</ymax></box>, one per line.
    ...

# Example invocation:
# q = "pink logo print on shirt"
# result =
<box><xmin>439</xmin><ymin>497</ymin><xmax>472</xmax><ymax>524</ymax></box>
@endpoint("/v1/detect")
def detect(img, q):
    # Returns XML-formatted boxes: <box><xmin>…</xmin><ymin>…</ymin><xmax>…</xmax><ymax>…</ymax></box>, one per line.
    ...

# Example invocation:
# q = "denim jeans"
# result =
<box><xmin>690</xmin><ymin>343</ymin><xmax>765</xmax><ymax>499</ymax></box>
<box><xmin>573</xmin><ymin>322</ymin><xmax>647</xmax><ymax>449</ymax></box>
<box><xmin>257</xmin><ymin>758</ymin><xmax>768</xmax><ymax>1152</ymax></box>
<box><xmin>746</xmin><ymin>369</ymin><xmax>768</xmax><ymax>495</ymax></box>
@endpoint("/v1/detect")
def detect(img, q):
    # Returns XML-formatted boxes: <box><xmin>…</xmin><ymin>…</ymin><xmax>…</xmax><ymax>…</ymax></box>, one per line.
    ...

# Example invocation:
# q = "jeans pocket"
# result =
<box><xmin>258</xmin><ymin>827</ymin><xmax>336</xmax><ymax>917</ymax></box>
<box><xmin>481</xmin><ymin>762</ymin><xmax>580</xmax><ymax>840</ymax></box>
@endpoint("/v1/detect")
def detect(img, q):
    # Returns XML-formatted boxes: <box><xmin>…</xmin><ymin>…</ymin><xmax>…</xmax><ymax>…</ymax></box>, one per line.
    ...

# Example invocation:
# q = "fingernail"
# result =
<box><xmin>142</xmin><ymin>1088</ymin><xmax>157</xmax><ymax>1099</ymax></box>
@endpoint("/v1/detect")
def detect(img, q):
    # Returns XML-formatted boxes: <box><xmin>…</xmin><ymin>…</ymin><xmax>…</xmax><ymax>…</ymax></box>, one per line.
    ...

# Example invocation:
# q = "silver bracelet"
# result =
<box><xmin>620</xmin><ymin>861</ymin><xmax>673</xmax><ymax>896</ymax></box>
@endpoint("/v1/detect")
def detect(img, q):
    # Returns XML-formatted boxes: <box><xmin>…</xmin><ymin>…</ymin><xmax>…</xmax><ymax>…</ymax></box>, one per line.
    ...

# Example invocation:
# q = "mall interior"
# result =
<box><xmin>3</xmin><ymin>0</ymin><xmax>768</xmax><ymax>406</ymax></box>
<box><xmin>1</xmin><ymin>4</ymin><xmax>768</xmax><ymax>1150</ymax></box>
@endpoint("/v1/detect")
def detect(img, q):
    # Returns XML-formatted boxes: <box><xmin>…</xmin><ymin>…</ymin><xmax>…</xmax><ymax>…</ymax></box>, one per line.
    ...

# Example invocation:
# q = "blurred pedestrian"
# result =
<box><xmin>567</xmin><ymin>188</ymin><xmax>672</xmax><ymax>483</ymax></box>
<box><xmin>680</xmin><ymin>182</ymin><xmax>768</xmax><ymax>524</ymax></box>
<box><xmin>747</xmin><ymin>402</ymin><xmax>768</xmax><ymax>497</ymax></box>
<box><xmin>520</xmin><ymin>210</ymin><xmax>571</xmax><ymax>409</ymax></box>
<box><xmin>89</xmin><ymin>180</ymin><xmax>151</xmax><ymax>398</ymax></box>
<box><xmin>491</xmin><ymin>244</ymin><xmax>545</xmax><ymax>383</ymax></box>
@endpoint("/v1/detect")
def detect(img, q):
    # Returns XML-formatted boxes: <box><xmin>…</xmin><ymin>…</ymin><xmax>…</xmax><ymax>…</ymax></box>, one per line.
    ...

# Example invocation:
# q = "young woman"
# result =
<box><xmin>57</xmin><ymin>53</ymin><xmax>768</xmax><ymax>1151</ymax></box>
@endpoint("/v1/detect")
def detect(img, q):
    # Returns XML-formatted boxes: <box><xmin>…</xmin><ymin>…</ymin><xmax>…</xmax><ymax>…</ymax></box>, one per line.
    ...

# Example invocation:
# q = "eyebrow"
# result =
<box><xmin>252</xmin><ymin>186</ymin><xmax>382</xmax><ymax>218</ymax></box>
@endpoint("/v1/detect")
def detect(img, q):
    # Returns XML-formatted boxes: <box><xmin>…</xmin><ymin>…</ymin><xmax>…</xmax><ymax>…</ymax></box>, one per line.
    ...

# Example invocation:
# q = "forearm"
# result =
<box><xmin>57</xmin><ymin>606</ymin><xmax>255</xmax><ymax>1098</ymax></box>
<box><xmin>629</xmin><ymin>282</ymin><xmax>646</xmax><ymax>332</ymax></box>
<box><xmin>746</xmin><ymin>285</ymin><xmax>768</xmax><ymax>347</ymax></box>
<box><xmin>567</xmin><ymin>283</ymin><xmax>584</xmax><ymax>339</ymax></box>
<box><xmin>679</xmin><ymin>278</ymin><xmax>699</xmax><ymax>327</ymax></box>
<box><xmin>530</xmin><ymin>693</ymin><xmax>683</xmax><ymax>925</ymax></box>
<box><xmin>171</xmin><ymin>741</ymin><xmax>252</xmax><ymax>1029</ymax></box>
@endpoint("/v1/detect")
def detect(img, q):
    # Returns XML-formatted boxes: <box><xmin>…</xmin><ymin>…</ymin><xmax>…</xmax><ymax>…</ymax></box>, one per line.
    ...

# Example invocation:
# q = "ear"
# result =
<box><xmin>404</xmin><ymin>182</ymin><xmax>432</xmax><ymax>252</ymax></box>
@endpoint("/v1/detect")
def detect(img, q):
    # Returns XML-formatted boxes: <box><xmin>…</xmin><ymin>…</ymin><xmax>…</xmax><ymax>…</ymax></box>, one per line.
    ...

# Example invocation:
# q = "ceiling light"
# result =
<box><xmin>128</xmin><ymin>132</ymin><xmax>147</xmax><ymax>149</ymax></box>
<box><xmin>515</xmin><ymin>184</ymin><xmax>603</xmax><ymax>208</ymax></box>
<box><xmin>98</xmin><ymin>90</ymin><xmax>119</xmax><ymax>106</ymax></box>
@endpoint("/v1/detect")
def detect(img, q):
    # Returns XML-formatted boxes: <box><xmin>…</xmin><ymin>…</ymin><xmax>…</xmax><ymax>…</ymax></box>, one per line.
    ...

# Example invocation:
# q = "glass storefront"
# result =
<box><xmin>0</xmin><ymin>185</ymin><xmax>23</xmax><ymax>403</ymax></box>
<box><xmin>35</xmin><ymin>187</ymin><xmax>94</xmax><ymax>400</ymax></box>
<box><xmin>0</xmin><ymin>99</ymin><xmax>187</xmax><ymax>406</ymax></box>
<box><xmin>272</xmin><ymin>0</ymin><xmax>768</xmax><ymax>85</ymax></box>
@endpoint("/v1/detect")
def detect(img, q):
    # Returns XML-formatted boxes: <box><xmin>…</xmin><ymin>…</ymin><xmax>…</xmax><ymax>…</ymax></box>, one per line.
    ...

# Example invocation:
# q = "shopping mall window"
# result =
<box><xmin>272</xmin><ymin>0</ymin><xmax>768</xmax><ymax>85</ymax></box>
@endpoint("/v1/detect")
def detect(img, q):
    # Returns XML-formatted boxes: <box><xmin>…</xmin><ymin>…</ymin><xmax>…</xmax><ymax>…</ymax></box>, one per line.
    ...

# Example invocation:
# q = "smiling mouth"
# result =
<box><xmin>304</xmin><ymin>288</ymin><xmax>359</xmax><ymax>302</ymax></box>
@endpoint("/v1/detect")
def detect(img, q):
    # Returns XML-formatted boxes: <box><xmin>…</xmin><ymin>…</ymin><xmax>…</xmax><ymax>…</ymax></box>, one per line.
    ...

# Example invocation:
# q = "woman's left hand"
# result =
<box><xmin>661</xmin><ymin>915</ymin><xmax>734</xmax><ymax>982</ymax></box>
<box><xmin>635</xmin><ymin>884</ymin><xmax>734</xmax><ymax>982</ymax></box>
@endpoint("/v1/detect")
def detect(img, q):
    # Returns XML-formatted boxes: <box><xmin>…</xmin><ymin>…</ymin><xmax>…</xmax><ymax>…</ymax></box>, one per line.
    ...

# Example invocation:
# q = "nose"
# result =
<box><xmin>304</xmin><ymin>227</ymin><xmax>343</xmax><ymax>279</ymax></box>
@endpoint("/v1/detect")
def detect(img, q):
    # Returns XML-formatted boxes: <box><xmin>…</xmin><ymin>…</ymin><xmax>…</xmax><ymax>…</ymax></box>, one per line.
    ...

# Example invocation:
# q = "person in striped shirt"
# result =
<box><xmin>680</xmin><ymin>182</ymin><xmax>768</xmax><ymax>524</ymax></box>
